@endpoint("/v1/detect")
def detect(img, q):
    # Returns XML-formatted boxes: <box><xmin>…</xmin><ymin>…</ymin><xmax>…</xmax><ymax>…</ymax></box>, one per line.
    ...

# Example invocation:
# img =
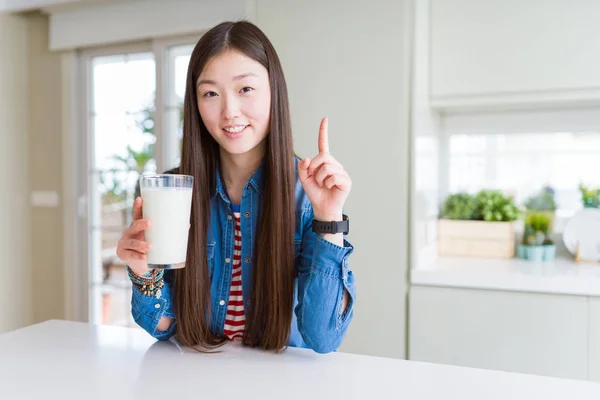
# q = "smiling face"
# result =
<box><xmin>196</xmin><ymin>50</ymin><xmax>272</xmax><ymax>160</ymax></box>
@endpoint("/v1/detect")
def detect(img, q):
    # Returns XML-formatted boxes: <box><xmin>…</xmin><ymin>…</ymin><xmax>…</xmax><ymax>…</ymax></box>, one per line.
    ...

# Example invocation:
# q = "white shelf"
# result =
<box><xmin>411</xmin><ymin>256</ymin><xmax>600</xmax><ymax>297</ymax></box>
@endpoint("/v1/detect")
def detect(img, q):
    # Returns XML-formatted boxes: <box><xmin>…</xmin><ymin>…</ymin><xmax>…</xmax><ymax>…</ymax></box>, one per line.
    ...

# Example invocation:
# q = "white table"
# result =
<box><xmin>2</xmin><ymin>320</ymin><xmax>600</xmax><ymax>399</ymax></box>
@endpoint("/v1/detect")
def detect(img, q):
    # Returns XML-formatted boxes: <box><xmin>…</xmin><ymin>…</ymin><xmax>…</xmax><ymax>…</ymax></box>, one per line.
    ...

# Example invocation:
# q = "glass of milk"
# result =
<box><xmin>139</xmin><ymin>174</ymin><xmax>194</xmax><ymax>269</ymax></box>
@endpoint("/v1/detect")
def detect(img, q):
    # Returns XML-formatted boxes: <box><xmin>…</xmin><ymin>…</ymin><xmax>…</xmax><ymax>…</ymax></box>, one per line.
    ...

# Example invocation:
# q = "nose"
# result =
<box><xmin>221</xmin><ymin>93</ymin><xmax>241</xmax><ymax>120</ymax></box>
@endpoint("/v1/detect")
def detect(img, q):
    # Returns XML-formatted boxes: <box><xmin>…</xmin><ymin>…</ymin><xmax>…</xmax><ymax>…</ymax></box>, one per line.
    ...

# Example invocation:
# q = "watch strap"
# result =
<box><xmin>312</xmin><ymin>214</ymin><xmax>349</xmax><ymax>235</ymax></box>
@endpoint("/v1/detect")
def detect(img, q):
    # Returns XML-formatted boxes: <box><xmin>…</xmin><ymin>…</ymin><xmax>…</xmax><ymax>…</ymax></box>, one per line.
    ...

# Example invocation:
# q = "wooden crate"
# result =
<box><xmin>438</xmin><ymin>219</ymin><xmax>515</xmax><ymax>258</ymax></box>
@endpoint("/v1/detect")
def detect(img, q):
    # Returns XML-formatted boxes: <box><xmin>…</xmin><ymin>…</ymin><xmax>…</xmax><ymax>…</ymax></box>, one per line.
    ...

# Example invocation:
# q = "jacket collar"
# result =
<box><xmin>212</xmin><ymin>158</ymin><xmax>265</xmax><ymax>202</ymax></box>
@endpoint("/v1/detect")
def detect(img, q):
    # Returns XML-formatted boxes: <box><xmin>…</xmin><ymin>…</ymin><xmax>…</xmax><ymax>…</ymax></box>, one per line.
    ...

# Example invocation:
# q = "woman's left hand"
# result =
<box><xmin>298</xmin><ymin>117</ymin><xmax>352</xmax><ymax>222</ymax></box>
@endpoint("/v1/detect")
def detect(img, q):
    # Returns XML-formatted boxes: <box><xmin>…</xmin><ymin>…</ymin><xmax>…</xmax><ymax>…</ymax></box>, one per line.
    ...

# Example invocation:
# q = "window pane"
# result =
<box><xmin>174</xmin><ymin>46</ymin><xmax>193</xmax><ymax>101</ymax></box>
<box><xmin>90</xmin><ymin>52</ymin><xmax>156</xmax><ymax>328</ymax></box>
<box><xmin>93</xmin><ymin>113</ymin><xmax>156</xmax><ymax>172</ymax></box>
<box><xmin>449</xmin><ymin>156</ymin><xmax>486</xmax><ymax>193</ymax></box>
<box><xmin>92</xmin><ymin>53</ymin><xmax>155</xmax><ymax>115</ymax></box>
<box><xmin>448</xmin><ymin>132</ymin><xmax>600</xmax><ymax>214</ymax></box>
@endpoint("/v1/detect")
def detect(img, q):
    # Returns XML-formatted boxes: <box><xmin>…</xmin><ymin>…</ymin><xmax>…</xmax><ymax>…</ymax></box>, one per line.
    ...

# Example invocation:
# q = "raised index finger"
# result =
<box><xmin>318</xmin><ymin>117</ymin><xmax>329</xmax><ymax>154</ymax></box>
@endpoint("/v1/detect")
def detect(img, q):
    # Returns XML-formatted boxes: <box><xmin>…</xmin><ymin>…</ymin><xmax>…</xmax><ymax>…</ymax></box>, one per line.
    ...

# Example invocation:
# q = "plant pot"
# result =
<box><xmin>438</xmin><ymin>219</ymin><xmax>515</xmax><ymax>258</ymax></box>
<box><xmin>517</xmin><ymin>244</ymin><xmax>527</xmax><ymax>259</ymax></box>
<box><xmin>543</xmin><ymin>244</ymin><xmax>556</xmax><ymax>261</ymax></box>
<box><xmin>518</xmin><ymin>244</ymin><xmax>556</xmax><ymax>262</ymax></box>
<box><xmin>525</xmin><ymin>246</ymin><xmax>545</xmax><ymax>262</ymax></box>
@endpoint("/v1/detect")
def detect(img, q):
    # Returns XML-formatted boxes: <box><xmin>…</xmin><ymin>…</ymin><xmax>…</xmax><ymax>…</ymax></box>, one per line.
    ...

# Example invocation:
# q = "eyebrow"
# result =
<box><xmin>197</xmin><ymin>72</ymin><xmax>258</xmax><ymax>87</ymax></box>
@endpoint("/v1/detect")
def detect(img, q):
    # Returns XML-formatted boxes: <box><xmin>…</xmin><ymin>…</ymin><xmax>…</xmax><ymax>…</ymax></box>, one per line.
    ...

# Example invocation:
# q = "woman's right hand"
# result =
<box><xmin>116</xmin><ymin>197</ymin><xmax>152</xmax><ymax>277</ymax></box>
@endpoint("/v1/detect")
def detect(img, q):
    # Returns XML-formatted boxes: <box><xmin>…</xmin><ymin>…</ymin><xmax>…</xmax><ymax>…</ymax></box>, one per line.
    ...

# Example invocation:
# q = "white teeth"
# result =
<box><xmin>224</xmin><ymin>125</ymin><xmax>247</xmax><ymax>133</ymax></box>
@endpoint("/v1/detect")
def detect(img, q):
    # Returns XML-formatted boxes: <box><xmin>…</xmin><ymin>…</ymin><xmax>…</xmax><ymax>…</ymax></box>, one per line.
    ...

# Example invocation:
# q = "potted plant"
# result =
<box><xmin>472</xmin><ymin>189</ymin><xmax>521</xmax><ymax>222</ymax></box>
<box><xmin>440</xmin><ymin>192</ymin><xmax>477</xmax><ymax>221</ymax></box>
<box><xmin>578</xmin><ymin>184</ymin><xmax>600</xmax><ymax>208</ymax></box>
<box><xmin>518</xmin><ymin>211</ymin><xmax>556</xmax><ymax>262</ymax></box>
<box><xmin>438</xmin><ymin>189</ymin><xmax>521</xmax><ymax>258</ymax></box>
<box><xmin>525</xmin><ymin>186</ymin><xmax>556</xmax><ymax>213</ymax></box>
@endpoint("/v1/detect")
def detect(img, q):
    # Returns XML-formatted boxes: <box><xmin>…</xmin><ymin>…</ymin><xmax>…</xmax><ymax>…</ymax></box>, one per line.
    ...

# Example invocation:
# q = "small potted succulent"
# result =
<box><xmin>578</xmin><ymin>184</ymin><xmax>600</xmax><ymax>208</ymax></box>
<box><xmin>438</xmin><ymin>189</ymin><xmax>521</xmax><ymax>258</ymax></box>
<box><xmin>518</xmin><ymin>211</ymin><xmax>556</xmax><ymax>262</ymax></box>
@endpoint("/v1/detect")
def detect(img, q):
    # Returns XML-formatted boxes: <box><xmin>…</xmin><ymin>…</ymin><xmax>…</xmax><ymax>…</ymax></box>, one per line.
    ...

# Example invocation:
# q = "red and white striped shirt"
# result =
<box><xmin>223</xmin><ymin>211</ymin><xmax>245</xmax><ymax>340</ymax></box>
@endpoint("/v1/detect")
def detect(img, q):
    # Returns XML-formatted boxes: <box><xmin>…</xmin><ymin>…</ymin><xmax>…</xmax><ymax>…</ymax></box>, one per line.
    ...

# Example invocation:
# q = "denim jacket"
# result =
<box><xmin>131</xmin><ymin>158</ymin><xmax>356</xmax><ymax>353</ymax></box>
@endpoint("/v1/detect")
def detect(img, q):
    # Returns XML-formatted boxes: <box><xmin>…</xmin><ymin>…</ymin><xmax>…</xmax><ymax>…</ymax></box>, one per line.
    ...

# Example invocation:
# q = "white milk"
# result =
<box><xmin>141</xmin><ymin>187</ymin><xmax>193</xmax><ymax>266</ymax></box>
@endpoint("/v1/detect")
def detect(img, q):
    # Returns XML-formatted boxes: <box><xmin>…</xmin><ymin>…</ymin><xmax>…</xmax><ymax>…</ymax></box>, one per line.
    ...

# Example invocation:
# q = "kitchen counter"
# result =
<box><xmin>412</xmin><ymin>255</ymin><xmax>600</xmax><ymax>296</ymax></box>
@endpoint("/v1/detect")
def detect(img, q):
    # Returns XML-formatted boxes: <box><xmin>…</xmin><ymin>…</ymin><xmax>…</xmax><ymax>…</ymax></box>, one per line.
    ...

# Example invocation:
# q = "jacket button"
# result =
<box><xmin>244</xmin><ymin>212</ymin><xmax>250</xmax><ymax>218</ymax></box>
<box><xmin>225</xmin><ymin>258</ymin><xmax>231</xmax><ymax>263</ymax></box>
<box><xmin>219</xmin><ymin>300</ymin><xmax>225</xmax><ymax>306</ymax></box>
<box><xmin>246</xmin><ymin>185</ymin><xmax>251</xmax><ymax>190</ymax></box>
<box><xmin>245</xmin><ymin>257</ymin><xmax>251</xmax><ymax>263</ymax></box>
<box><xmin>227</xmin><ymin>215</ymin><xmax>232</xmax><ymax>220</ymax></box>
<box><xmin>154</xmin><ymin>304</ymin><xmax>160</xmax><ymax>309</ymax></box>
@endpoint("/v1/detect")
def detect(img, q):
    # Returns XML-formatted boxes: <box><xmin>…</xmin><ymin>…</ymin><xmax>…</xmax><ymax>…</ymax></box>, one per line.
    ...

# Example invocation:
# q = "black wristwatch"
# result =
<box><xmin>312</xmin><ymin>214</ymin><xmax>349</xmax><ymax>235</ymax></box>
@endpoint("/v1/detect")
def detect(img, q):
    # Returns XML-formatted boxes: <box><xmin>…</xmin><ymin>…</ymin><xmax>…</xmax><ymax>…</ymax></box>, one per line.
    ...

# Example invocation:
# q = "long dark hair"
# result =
<box><xmin>174</xmin><ymin>21</ymin><xmax>296</xmax><ymax>352</ymax></box>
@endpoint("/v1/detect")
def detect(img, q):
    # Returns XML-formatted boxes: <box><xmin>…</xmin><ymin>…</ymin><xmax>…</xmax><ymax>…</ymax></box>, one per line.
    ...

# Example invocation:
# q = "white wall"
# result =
<box><xmin>27</xmin><ymin>13</ymin><xmax>66</xmax><ymax>326</ymax></box>
<box><xmin>256</xmin><ymin>0</ymin><xmax>413</xmax><ymax>358</ymax></box>
<box><xmin>48</xmin><ymin>0</ymin><xmax>250</xmax><ymax>50</ymax></box>
<box><xmin>0</xmin><ymin>14</ymin><xmax>32</xmax><ymax>333</ymax></box>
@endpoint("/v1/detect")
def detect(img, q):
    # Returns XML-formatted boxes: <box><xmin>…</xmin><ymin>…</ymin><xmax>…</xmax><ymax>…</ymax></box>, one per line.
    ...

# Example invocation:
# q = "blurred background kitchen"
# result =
<box><xmin>2</xmin><ymin>0</ymin><xmax>600</xmax><ymax>383</ymax></box>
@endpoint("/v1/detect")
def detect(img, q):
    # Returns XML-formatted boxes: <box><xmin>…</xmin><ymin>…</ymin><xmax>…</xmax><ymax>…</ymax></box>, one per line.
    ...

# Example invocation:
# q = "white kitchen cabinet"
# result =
<box><xmin>429</xmin><ymin>0</ymin><xmax>600</xmax><ymax>110</ymax></box>
<box><xmin>409</xmin><ymin>285</ymin><xmax>588</xmax><ymax>380</ymax></box>
<box><xmin>589</xmin><ymin>298</ymin><xmax>600</xmax><ymax>382</ymax></box>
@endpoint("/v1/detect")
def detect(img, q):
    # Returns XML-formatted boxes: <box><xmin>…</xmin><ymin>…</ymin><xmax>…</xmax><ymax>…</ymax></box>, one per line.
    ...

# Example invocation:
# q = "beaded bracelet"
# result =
<box><xmin>127</xmin><ymin>267</ymin><xmax>163</xmax><ymax>284</ymax></box>
<box><xmin>127</xmin><ymin>266</ymin><xmax>165</xmax><ymax>298</ymax></box>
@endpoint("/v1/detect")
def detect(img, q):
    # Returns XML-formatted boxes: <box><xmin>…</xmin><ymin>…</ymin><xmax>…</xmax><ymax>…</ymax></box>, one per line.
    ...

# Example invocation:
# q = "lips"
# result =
<box><xmin>222</xmin><ymin>124</ymin><xmax>249</xmax><ymax>139</ymax></box>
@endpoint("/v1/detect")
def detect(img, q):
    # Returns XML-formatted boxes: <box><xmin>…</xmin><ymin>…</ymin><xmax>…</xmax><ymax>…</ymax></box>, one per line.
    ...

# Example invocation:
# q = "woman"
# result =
<box><xmin>116</xmin><ymin>20</ymin><xmax>356</xmax><ymax>354</ymax></box>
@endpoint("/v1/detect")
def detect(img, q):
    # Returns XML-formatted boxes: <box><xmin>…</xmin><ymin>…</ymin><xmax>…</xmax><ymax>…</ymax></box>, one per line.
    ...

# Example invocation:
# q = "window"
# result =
<box><xmin>448</xmin><ymin>131</ymin><xmax>600</xmax><ymax>219</ymax></box>
<box><xmin>90</xmin><ymin>51</ymin><xmax>157</xmax><ymax>327</ymax></box>
<box><xmin>441</xmin><ymin>108</ymin><xmax>600</xmax><ymax>226</ymax></box>
<box><xmin>81</xmin><ymin>38</ymin><xmax>197</xmax><ymax>327</ymax></box>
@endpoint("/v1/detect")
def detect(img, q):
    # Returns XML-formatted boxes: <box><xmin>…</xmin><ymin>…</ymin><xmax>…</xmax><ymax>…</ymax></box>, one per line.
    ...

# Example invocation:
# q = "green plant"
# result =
<box><xmin>472</xmin><ymin>190</ymin><xmax>520</xmax><ymax>222</ymax></box>
<box><xmin>525</xmin><ymin>186</ymin><xmax>556</xmax><ymax>211</ymax></box>
<box><xmin>98</xmin><ymin>98</ymin><xmax>157</xmax><ymax>230</ymax></box>
<box><xmin>578</xmin><ymin>184</ymin><xmax>600</xmax><ymax>208</ymax></box>
<box><xmin>440</xmin><ymin>189</ymin><xmax>521</xmax><ymax>222</ymax></box>
<box><xmin>441</xmin><ymin>193</ymin><xmax>477</xmax><ymax>220</ymax></box>
<box><xmin>523</xmin><ymin>211</ymin><xmax>553</xmax><ymax>246</ymax></box>
<box><xmin>112</xmin><ymin>144</ymin><xmax>154</xmax><ymax>174</ymax></box>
